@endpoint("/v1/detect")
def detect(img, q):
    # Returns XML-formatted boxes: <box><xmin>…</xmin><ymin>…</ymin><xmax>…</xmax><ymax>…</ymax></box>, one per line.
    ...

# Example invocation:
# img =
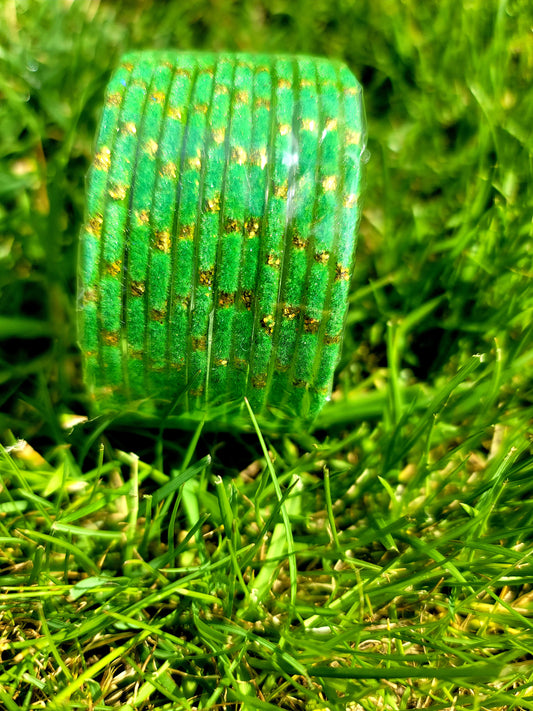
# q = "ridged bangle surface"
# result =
<box><xmin>78</xmin><ymin>51</ymin><xmax>366</xmax><ymax>431</ymax></box>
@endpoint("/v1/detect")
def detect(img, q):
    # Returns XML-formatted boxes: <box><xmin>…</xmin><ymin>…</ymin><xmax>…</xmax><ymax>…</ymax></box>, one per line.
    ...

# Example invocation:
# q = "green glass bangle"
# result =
<box><xmin>78</xmin><ymin>51</ymin><xmax>366</xmax><ymax>432</ymax></box>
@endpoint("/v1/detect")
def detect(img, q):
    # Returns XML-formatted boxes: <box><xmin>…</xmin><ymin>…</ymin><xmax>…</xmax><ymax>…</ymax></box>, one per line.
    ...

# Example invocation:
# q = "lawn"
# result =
<box><xmin>0</xmin><ymin>0</ymin><xmax>532</xmax><ymax>709</ymax></box>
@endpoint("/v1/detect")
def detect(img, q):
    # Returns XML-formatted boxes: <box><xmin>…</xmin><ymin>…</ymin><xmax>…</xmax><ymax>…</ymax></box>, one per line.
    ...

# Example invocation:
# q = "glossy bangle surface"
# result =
<box><xmin>78</xmin><ymin>51</ymin><xmax>365</xmax><ymax>431</ymax></box>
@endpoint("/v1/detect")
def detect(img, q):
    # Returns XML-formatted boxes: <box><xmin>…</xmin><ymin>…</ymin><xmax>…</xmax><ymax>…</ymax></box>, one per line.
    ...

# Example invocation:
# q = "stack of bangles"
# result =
<box><xmin>78</xmin><ymin>51</ymin><xmax>366</xmax><ymax>431</ymax></box>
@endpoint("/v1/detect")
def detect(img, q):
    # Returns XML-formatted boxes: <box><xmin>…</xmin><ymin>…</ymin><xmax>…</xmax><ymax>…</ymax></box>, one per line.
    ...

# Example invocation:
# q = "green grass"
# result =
<box><xmin>1</xmin><ymin>0</ymin><xmax>532</xmax><ymax>709</ymax></box>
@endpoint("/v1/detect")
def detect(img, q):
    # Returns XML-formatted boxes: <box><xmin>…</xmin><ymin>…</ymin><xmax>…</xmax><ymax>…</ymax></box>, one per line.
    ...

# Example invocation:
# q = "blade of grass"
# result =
<box><xmin>245</xmin><ymin>397</ymin><xmax>298</xmax><ymax>609</ymax></box>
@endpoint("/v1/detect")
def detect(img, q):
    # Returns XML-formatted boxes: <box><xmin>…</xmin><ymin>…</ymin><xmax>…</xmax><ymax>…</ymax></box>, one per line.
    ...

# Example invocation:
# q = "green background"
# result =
<box><xmin>1</xmin><ymin>0</ymin><xmax>531</xmax><ymax>429</ymax></box>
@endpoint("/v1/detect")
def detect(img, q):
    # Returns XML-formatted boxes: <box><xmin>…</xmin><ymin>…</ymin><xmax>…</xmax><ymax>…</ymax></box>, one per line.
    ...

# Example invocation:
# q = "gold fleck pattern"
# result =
<box><xmin>343</xmin><ymin>193</ymin><xmax>358</xmax><ymax>208</ymax></box>
<box><xmin>102</xmin><ymin>330</ymin><xmax>119</xmax><ymax>346</ymax></box>
<box><xmin>215</xmin><ymin>84</ymin><xmax>229</xmax><ymax>95</ymax></box>
<box><xmin>160</xmin><ymin>162</ymin><xmax>177</xmax><ymax>179</ymax></box>
<box><xmin>254</xmin><ymin>97</ymin><xmax>270</xmax><ymax>110</ymax></box>
<box><xmin>195</xmin><ymin>103</ymin><xmax>209</xmax><ymax>114</ymax></box>
<box><xmin>150</xmin><ymin>308</ymin><xmax>167</xmax><ymax>323</ymax></box>
<box><xmin>122</xmin><ymin>121</ymin><xmax>137</xmax><ymax>135</ymax></box>
<box><xmin>345</xmin><ymin>85</ymin><xmax>360</xmax><ymax>96</ymax></box>
<box><xmin>105</xmin><ymin>260</ymin><xmax>121</xmax><ymax>276</ymax></box>
<box><xmin>179</xmin><ymin>224</ymin><xmax>194</xmax><ymax>240</ymax></box>
<box><xmin>187</xmin><ymin>156</ymin><xmax>202</xmax><ymax>170</ymax></box>
<box><xmin>279</xmin><ymin>123</ymin><xmax>291</xmax><ymax>136</ymax></box>
<box><xmin>86</xmin><ymin>214</ymin><xmax>103</xmax><ymax>236</ymax></box>
<box><xmin>212</xmin><ymin>128</ymin><xmax>226</xmax><ymax>144</ymax></box>
<box><xmin>282</xmin><ymin>305</ymin><xmax>300</xmax><ymax>320</ymax></box>
<box><xmin>167</xmin><ymin>106</ymin><xmax>182</xmax><ymax>120</ymax></box>
<box><xmin>274</xmin><ymin>183</ymin><xmax>288</xmax><ymax>199</ymax></box>
<box><xmin>174</xmin><ymin>294</ymin><xmax>190</xmax><ymax>309</ymax></box>
<box><xmin>225</xmin><ymin>217</ymin><xmax>240</xmax><ymax>233</ymax></box>
<box><xmin>122</xmin><ymin>61</ymin><xmax>134</xmax><ymax>71</ymax></box>
<box><xmin>245</xmin><ymin>218</ymin><xmax>260</xmax><ymax>238</ymax></box>
<box><xmin>199</xmin><ymin>268</ymin><xmax>214</xmax><ymax>286</ymax></box>
<box><xmin>106</xmin><ymin>93</ymin><xmax>122</xmax><ymax>107</ymax></box>
<box><xmin>109</xmin><ymin>184</ymin><xmax>127</xmax><ymax>201</ymax></box>
<box><xmin>325</xmin><ymin>118</ymin><xmax>338</xmax><ymax>132</ymax></box>
<box><xmin>235</xmin><ymin>90</ymin><xmax>250</xmax><ymax>104</ymax></box>
<box><xmin>83</xmin><ymin>287</ymin><xmax>98</xmax><ymax>304</ymax></box>
<box><xmin>324</xmin><ymin>333</ymin><xmax>341</xmax><ymax>345</ymax></box>
<box><xmin>130</xmin><ymin>281</ymin><xmax>145</xmax><ymax>296</ymax></box>
<box><xmin>346</xmin><ymin>129</ymin><xmax>361</xmax><ymax>145</ymax></box>
<box><xmin>250</xmin><ymin>149</ymin><xmax>268</xmax><ymax>169</ymax></box>
<box><xmin>219</xmin><ymin>292</ymin><xmax>235</xmax><ymax>307</ymax></box>
<box><xmin>144</xmin><ymin>139</ymin><xmax>159</xmax><ymax>158</ymax></box>
<box><xmin>335</xmin><ymin>263</ymin><xmax>350</xmax><ymax>282</ymax></box>
<box><xmin>154</xmin><ymin>230</ymin><xmax>171</xmax><ymax>253</ymax></box>
<box><xmin>150</xmin><ymin>309</ymin><xmax>167</xmax><ymax>323</ymax></box>
<box><xmin>314</xmin><ymin>251</ymin><xmax>330</xmax><ymax>265</ymax></box>
<box><xmin>292</xmin><ymin>378</ymin><xmax>307</xmax><ymax>388</ymax></box>
<box><xmin>322</xmin><ymin>176</ymin><xmax>338</xmax><ymax>192</ymax></box>
<box><xmin>151</xmin><ymin>91</ymin><xmax>166</xmax><ymax>104</ymax></box>
<box><xmin>252</xmin><ymin>374</ymin><xmax>267</xmax><ymax>388</ymax></box>
<box><xmin>214</xmin><ymin>357</ymin><xmax>228</xmax><ymax>366</ymax></box>
<box><xmin>260</xmin><ymin>315</ymin><xmax>275</xmax><ymax>335</ymax></box>
<box><xmin>292</xmin><ymin>231</ymin><xmax>307</xmax><ymax>249</ymax></box>
<box><xmin>94</xmin><ymin>147</ymin><xmax>111</xmax><ymax>171</ymax></box>
<box><xmin>266</xmin><ymin>253</ymin><xmax>280</xmax><ymax>267</ymax></box>
<box><xmin>241</xmin><ymin>290</ymin><xmax>253</xmax><ymax>310</ymax></box>
<box><xmin>231</xmin><ymin>146</ymin><xmax>247</xmax><ymax>165</ymax></box>
<box><xmin>304</xmin><ymin>317</ymin><xmax>320</xmax><ymax>334</ymax></box>
<box><xmin>136</xmin><ymin>209</ymin><xmax>150</xmax><ymax>225</ymax></box>
<box><xmin>301</xmin><ymin>118</ymin><xmax>317</xmax><ymax>132</ymax></box>
<box><xmin>278</xmin><ymin>79</ymin><xmax>291</xmax><ymax>89</ymax></box>
<box><xmin>192</xmin><ymin>336</ymin><xmax>207</xmax><ymax>351</ymax></box>
<box><xmin>205</xmin><ymin>195</ymin><xmax>220</xmax><ymax>212</ymax></box>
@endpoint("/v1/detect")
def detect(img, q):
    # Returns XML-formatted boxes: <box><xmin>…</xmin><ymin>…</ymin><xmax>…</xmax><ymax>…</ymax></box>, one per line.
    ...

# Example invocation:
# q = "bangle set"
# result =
<box><xmin>78</xmin><ymin>51</ymin><xmax>365</xmax><ymax>431</ymax></box>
